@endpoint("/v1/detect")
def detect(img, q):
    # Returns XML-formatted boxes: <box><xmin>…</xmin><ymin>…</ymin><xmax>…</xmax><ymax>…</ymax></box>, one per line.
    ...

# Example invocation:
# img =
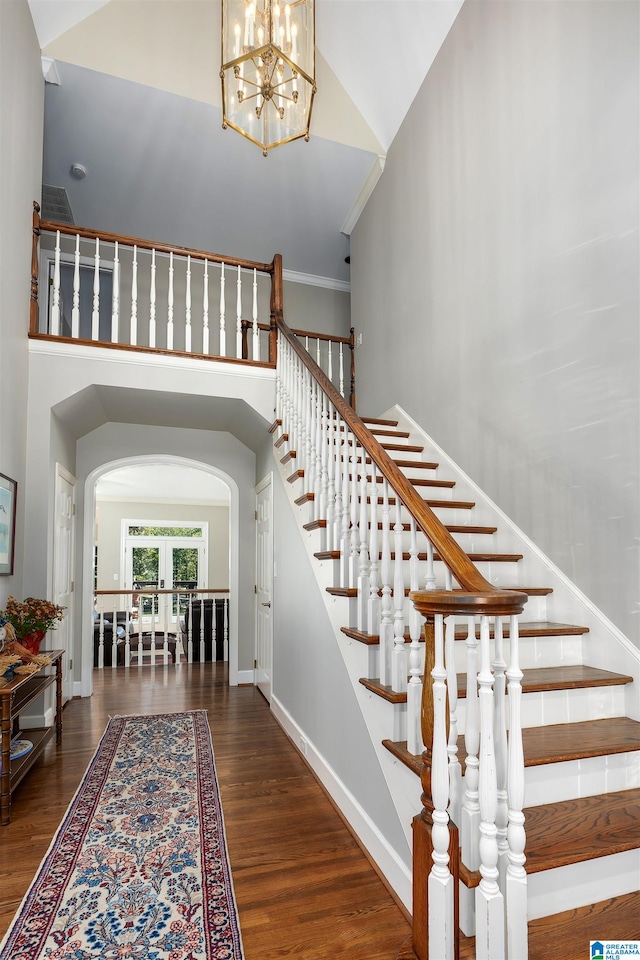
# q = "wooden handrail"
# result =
<box><xmin>38</xmin><ymin>216</ymin><xmax>274</xmax><ymax>275</ymax></box>
<box><xmin>276</xmin><ymin>308</ymin><xmax>525</xmax><ymax>608</ymax></box>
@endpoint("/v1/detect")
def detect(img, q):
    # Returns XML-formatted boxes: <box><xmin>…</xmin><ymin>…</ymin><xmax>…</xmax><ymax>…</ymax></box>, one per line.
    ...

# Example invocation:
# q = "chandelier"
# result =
<box><xmin>221</xmin><ymin>0</ymin><xmax>316</xmax><ymax>156</ymax></box>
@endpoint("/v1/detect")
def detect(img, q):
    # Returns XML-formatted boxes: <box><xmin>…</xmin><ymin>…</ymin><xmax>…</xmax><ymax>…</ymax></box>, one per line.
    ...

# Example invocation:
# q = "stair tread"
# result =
<box><xmin>314</xmin><ymin>550</ymin><xmax>340</xmax><ymax>560</ymax></box>
<box><xmin>286</xmin><ymin>469</ymin><xmax>304</xmax><ymax>483</ymax></box>
<box><xmin>384</xmin><ymin>717</ymin><xmax>640</xmax><ymax>775</ymax></box>
<box><xmin>389</xmin><ymin>551</ymin><xmax>523</xmax><ymax>562</ymax></box>
<box><xmin>360</xmin><ymin>417</ymin><xmax>399</xmax><ymax>426</ymax></box>
<box><xmin>294</xmin><ymin>492</ymin><xmax>314</xmax><ymax>505</ymax></box>
<box><xmin>268</xmin><ymin>418</ymin><xmax>282</xmax><ymax>434</ymax></box>
<box><xmin>380</xmin><ymin>442</ymin><xmax>424</xmax><ymax>452</ymax></box>
<box><xmin>374</xmin><ymin>522</ymin><xmax>496</xmax><ymax>534</ymax></box>
<box><xmin>362</xmin><ymin>496</ymin><xmax>477</xmax><ymax>509</ymax></box>
<box><xmin>280</xmin><ymin>450</ymin><xmax>296</xmax><ymax>464</ymax></box>
<box><xmin>343</xmin><ymin>621</ymin><xmax>586</xmax><ymax>645</ymax></box>
<box><xmin>274</xmin><ymin>433</ymin><xmax>289</xmax><ymax>448</ymax></box>
<box><xmin>360</xmin><ymin>665</ymin><xmax>633</xmax><ymax>704</ymax></box>
<box><xmin>369</xmin><ymin>428</ymin><xmax>411</xmax><ymax>438</ymax></box>
<box><xmin>350</xmin><ymin>473</ymin><xmax>456</xmax><ymax>488</ymax></box>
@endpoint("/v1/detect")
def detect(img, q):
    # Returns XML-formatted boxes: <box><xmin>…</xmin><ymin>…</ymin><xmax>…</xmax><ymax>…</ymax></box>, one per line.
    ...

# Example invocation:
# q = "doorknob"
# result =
<box><xmin>261</xmin><ymin>602</ymin><xmax>271</xmax><ymax>607</ymax></box>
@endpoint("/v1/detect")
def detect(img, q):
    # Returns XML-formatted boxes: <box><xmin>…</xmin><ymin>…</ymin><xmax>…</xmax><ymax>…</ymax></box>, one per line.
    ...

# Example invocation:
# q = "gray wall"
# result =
<box><xmin>351</xmin><ymin>0</ymin><xmax>639</xmax><ymax>643</ymax></box>
<box><xmin>0</xmin><ymin>1</ymin><xmax>44</xmax><ymax>604</ymax></box>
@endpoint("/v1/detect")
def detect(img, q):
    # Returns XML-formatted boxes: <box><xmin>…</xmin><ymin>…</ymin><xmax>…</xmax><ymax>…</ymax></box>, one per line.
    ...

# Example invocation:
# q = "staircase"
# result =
<box><xmin>270</xmin><ymin>338</ymin><xmax>640</xmax><ymax>959</ymax></box>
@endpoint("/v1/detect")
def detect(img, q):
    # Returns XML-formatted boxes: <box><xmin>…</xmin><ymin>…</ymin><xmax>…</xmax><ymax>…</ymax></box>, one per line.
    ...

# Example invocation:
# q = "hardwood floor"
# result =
<box><xmin>0</xmin><ymin>664</ymin><xmax>411</xmax><ymax>959</ymax></box>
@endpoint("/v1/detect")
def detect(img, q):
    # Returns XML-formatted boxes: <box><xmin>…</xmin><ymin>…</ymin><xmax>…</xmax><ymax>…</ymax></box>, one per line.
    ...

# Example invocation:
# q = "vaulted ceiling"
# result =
<box><xmin>29</xmin><ymin>0</ymin><xmax>463</xmax><ymax>283</ymax></box>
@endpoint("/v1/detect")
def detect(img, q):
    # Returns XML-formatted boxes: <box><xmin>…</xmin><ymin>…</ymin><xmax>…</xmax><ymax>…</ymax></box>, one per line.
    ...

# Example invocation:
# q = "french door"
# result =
<box><xmin>123</xmin><ymin>538</ymin><xmax>206</xmax><ymax>630</ymax></box>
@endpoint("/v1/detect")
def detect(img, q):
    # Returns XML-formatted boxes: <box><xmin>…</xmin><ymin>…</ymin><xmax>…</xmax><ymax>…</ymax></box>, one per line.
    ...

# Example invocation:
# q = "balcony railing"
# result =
<box><xmin>94</xmin><ymin>588</ymin><xmax>229</xmax><ymax>667</ymax></box>
<box><xmin>29</xmin><ymin>202</ymin><xmax>355</xmax><ymax>406</ymax></box>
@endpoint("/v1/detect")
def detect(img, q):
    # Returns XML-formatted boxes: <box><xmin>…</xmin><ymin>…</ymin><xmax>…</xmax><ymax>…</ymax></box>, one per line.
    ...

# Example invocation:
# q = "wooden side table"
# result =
<box><xmin>0</xmin><ymin>649</ymin><xmax>64</xmax><ymax>825</ymax></box>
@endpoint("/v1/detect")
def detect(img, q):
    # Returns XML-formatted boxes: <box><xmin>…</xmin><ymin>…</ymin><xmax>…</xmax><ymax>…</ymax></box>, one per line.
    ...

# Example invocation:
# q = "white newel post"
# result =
<box><xmin>130</xmin><ymin>245</ymin><xmax>138</xmax><ymax>346</ymax></box>
<box><xmin>111</xmin><ymin>240</ymin><xmax>120</xmax><ymax>343</ymax></box>
<box><xmin>379</xmin><ymin>481</ymin><xmax>393</xmax><ymax>686</ymax></box>
<box><xmin>185</xmin><ymin>255</ymin><xmax>192</xmax><ymax>353</ymax></box>
<box><xmin>406</xmin><ymin>518</ymin><xmax>424</xmax><ymax>755</ymax></box>
<box><xmin>167</xmin><ymin>251</ymin><xmax>174</xmax><ymax>351</ymax></box>
<box><xmin>462</xmin><ymin>616</ymin><xmax>481</xmax><ymax>870</ymax></box>
<box><xmin>476</xmin><ymin>614</ymin><xmax>505</xmax><ymax>960</ymax></box>
<box><xmin>91</xmin><ymin>237</ymin><xmax>100</xmax><ymax>340</ymax></box>
<box><xmin>506</xmin><ymin>614</ymin><xmax>528</xmax><ymax>960</ymax></box>
<box><xmin>429</xmin><ymin>613</ymin><xmax>455</xmax><ymax>960</ymax></box>
<box><xmin>202</xmin><ymin>260</ymin><xmax>210</xmax><ymax>354</ymax></box>
<box><xmin>50</xmin><ymin>230</ymin><xmax>61</xmax><ymax>336</ymax></box>
<box><xmin>391</xmin><ymin>499</ymin><xmax>407</xmax><ymax>693</ymax></box>
<box><xmin>71</xmin><ymin>234</ymin><xmax>80</xmax><ymax>339</ymax></box>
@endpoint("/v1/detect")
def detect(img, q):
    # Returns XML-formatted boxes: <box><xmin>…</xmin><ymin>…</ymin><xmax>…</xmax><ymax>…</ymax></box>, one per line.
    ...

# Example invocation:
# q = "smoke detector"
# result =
<box><xmin>70</xmin><ymin>163</ymin><xmax>87</xmax><ymax>180</ymax></box>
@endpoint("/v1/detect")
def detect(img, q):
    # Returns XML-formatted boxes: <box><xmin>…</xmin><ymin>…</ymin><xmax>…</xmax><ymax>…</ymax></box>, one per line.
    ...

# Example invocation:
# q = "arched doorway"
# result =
<box><xmin>81</xmin><ymin>455</ymin><xmax>240</xmax><ymax>696</ymax></box>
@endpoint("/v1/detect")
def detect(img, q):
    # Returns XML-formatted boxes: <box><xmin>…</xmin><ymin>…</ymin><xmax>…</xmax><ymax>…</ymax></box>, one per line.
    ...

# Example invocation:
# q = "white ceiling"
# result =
<box><xmin>29</xmin><ymin>0</ymin><xmax>463</xmax><ymax>282</ymax></box>
<box><xmin>96</xmin><ymin>463</ymin><xmax>231</xmax><ymax>503</ymax></box>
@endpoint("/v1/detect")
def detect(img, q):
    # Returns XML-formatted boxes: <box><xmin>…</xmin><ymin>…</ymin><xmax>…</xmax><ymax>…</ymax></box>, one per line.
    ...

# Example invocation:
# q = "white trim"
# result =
<box><xmin>236</xmin><ymin>669</ymin><xmax>255</xmax><ymax>685</ymax></box>
<box><xmin>73</xmin><ymin>681</ymin><xmax>83</xmax><ymax>697</ymax></box>
<box><xmin>254</xmin><ymin>472</ymin><xmax>274</xmax><ymax>701</ymax></box>
<box><xmin>97</xmin><ymin>496</ymin><xmax>229</xmax><ymax>507</ymax></box>
<box><xmin>340</xmin><ymin>154</ymin><xmax>386</xmax><ymax>236</ymax></box>
<box><xmin>41</xmin><ymin>56</ymin><xmax>61</xmax><ymax>85</ymax></box>
<box><xmin>282</xmin><ymin>269</ymin><xmax>350</xmax><ymax>294</ymax></box>
<box><xmin>271</xmin><ymin>693</ymin><xmax>412</xmax><ymax>911</ymax></box>
<box><xmin>28</xmin><ymin>338</ymin><xmax>277</xmax><ymax>379</ymax></box>
<box><xmin>82</xmin><ymin>455</ymin><xmax>241</xmax><ymax>696</ymax></box>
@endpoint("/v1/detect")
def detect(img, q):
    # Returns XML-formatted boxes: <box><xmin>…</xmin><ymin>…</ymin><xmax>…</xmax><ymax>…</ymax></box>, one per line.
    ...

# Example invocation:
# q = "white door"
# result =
<box><xmin>53</xmin><ymin>465</ymin><xmax>76</xmax><ymax>701</ymax></box>
<box><xmin>255</xmin><ymin>474</ymin><xmax>273</xmax><ymax>701</ymax></box>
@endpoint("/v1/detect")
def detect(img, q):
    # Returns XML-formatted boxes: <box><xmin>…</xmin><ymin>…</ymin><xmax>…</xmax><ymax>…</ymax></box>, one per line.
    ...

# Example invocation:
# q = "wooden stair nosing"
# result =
<box><xmin>362</xmin><ymin>496</ymin><xmax>477</xmax><ymax>510</ymax></box>
<box><xmin>314</xmin><ymin>550</ymin><xmax>340</xmax><ymax>560</ymax></box>
<box><xmin>360</xmin><ymin>665</ymin><xmax>634</xmax><ymax>705</ymax></box>
<box><xmin>380</xmin><ymin>442</ymin><xmax>424</xmax><ymax>453</ymax></box>
<box><xmin>342</xmin><ymin>622</ymin><xmax>587</xmax><ymax>647</ymax></box>
<box><xmin>274</xmin><ymin>433</ymin><xmax>289</xmax><ymax>448</ymax></box>
<box><xmin>372</xmin><ymin>521</ymin><xmax>496</xmax><ymax>534</ymax></box>
<box><xmin>294</xmin><ymin>492</ymin><xmax>314</xmax><ymax>506</ymax></box>
<box><xmin>303</xmin><ymin>519</ymin><xmax>326</xmax><ymax>531</ymax></box>
<box><xmin>286</xmin><ymin>469</ymin><xmax>304</xmax><ymax>484</ymax></box>
<box><xmin>369</xmin><ymin>428</ymin><xmax>411</xmax><ymax>438</ymax></box>
<box><xmin>268</xmin><ymin>418</ymin><xmax>282</xmax><ymax>434</ymax></box>
<box><xmin>346</xmin><ymin>456</ymin><xmax>439</xmax><ymax>470</ymax></box>
<box><xmin>360</xmin><ymin>417</ymin><xmax>399</xmax><ymax>427</ymax></box>
<box><xmin>385</xmin><ymin>551</ymin><xmax>524</xmax><ymax>563</ymax></box>
<box><xmin>349</xmin><ymin>473</ymin><xmax>455</xmax><ymax>489</ymax></box>
<box><xmin>385</xmin><ymin>717</ymin><xmax>640</xmax><ymax>776</ymax></box>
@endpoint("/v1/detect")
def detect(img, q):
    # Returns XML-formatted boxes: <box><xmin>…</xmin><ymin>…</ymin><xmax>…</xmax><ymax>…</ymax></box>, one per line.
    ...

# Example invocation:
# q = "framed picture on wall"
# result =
<box><xmin>0</xmin><ymin>473</ymin><xmax>17</xmax><ymax>576</ymax></box>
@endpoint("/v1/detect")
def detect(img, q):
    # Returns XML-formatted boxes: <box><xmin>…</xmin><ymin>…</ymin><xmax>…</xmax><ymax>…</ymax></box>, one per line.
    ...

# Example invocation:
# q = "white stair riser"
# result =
<box><xmin>459</xmin><ymin>848</ymin><xmax>640</xmax><ymax>936</ymax></box>
<box><xmin>523</xmin><ymin>750</ymin><xmax>640</xmax><ymax>806</ymax></box>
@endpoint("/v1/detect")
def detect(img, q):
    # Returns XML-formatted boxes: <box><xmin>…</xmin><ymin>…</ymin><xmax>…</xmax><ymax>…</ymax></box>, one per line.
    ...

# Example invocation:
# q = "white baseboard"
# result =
<box><xmin>73</xmin><ymin>681</ymin><xmax>84</xmax><ymax>697</ymax></box>
<box><xmin>270</xmin><ymin>693</ymin><xmax>412</xmax><ymax>912</ymax></box>
<box><xmin>235</xmin><ymin>669</ymin><xmax>254</xmax><ymax>686</ymax></box>
<box><xmin>20</xmin><ymin>706</ymin><xmax>54</xmax><ymax>730</ymax></box>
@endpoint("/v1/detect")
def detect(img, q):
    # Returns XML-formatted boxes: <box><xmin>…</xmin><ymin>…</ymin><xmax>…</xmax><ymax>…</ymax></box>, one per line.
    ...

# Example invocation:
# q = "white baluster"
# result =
<box><xmin>446</xmin><ymin>614</ymin><xmax>462</xmax><ymax>827</ymax></box>
<box><xmin>91</xmin><ymin>237</ymin><xmax>100</xmax><ymax>340</ymax></box>
<box><xmin>348</xmin><ymin>433</ymin><xmax>359</xmax><ymax>589</ymax></box>
<box><xmin>506</xmin><ymin>615</ymin><xmax>527</xmax><ymax>960</ymax></box>
<box><xmin>318</xmin><ymin>394</ymin><xmax>329</xmax><ymax>550</ymax></box>
<box><xmin>50</xmin><ymin>230</ymin><xmax>61</xmax><ymax>336</ymax></box>
<box><xmin>149</xmin><ymin>248</ymin><xmax>156</xmax><ymax>347</ymax></box>
<box><xmin>111</xmin><ymin>240</ymin><xmax>119</xmax><ymax>343</ymax></box>
<box><xmin>203</xmin><ymin>260</ymin><xmax>210</xmax><ymax>354</ymax></box>
<box><xmin>425</xmin><ymin>539</ymin><xmax>436</xmax><ymax>591</ymax></box>
<box><xmin>476</xmin><ymin>614</ymin><xmax>505</xmax><ymax>960</ymax></box>
<box><xmin>493</xmin><ymin>617</ymin><xmax>509</xmax><ymax>895</ymax></box>
<box><xmin>306</xmin><ymin>377</ymin><xmax>317</xmax><ymax>503</ymax></box>
<box><xmin>356</xmin><ymin>448</ymin><xmax>370</xmax><ymax>632</ymax></box>
<box><xmin>406</xmin><ymin>519</ymin><xmax>424</xmax><ymax>755</ymax></box>
<box><xmin>219</xmin><ymin>262</ymin><xmax>226</xmax><ymax>356</ymax></box>
<box><xmin>327</xmin><ymin>340</ymin><xmax>333</xmax><ymax>386</ymax></box>
<box><xmin>187</xmin><ymin>596</ymin><xmax>194</xmax><ymax>663</ymax></box>
<box><xmin>130</xmin><ymin>245</ymin><xmax>138</xmax><ymax>346</ymax></box>
<box><xmin>97</xmin><ymin>611</ymin><xmax>105</xmax><ymax>669</ymax></box>
<box><xmin>367</xmin><ymin>468</ymin><xmax>380</xmax><ymax>637</ymax></box>
<box><xmin>379</xmin><ymin>481</ymin><xmax>393</xmax><ymax>687</ymax></box>
<box><xmin>462</xmin><ymin>616</ymin><xmax>481</xmax><ymax>870</ymax></box>
<box><xmin>333</xmin><ymin>414</ymin><xmax>344</xmax><ymax>561</ymax></box>
<box><xmin>325</xmin><ymin>402</ymin><xmax>335</xmax><ymax>552</ymax></box>
<box><xmin>391</xmin><ymin>499</ymin><xmax>407</xmax><ymax>693</ymax></box>
<box><xmin>316</xmin><ymin>337</ymin><xmax>321</xmax><ymax>367</ymax></box>
<box><xmin>199</xmin><ymin>597</ymin><xmax>206</xmax><ymax>662</ymax></box>
<box><xmin>313</xmin><ymin>384</ymin><xmax>323</xmax><ymax>520</ymax></box>
<box><xmin>339</xmin><ymin>425</ymin><xmax>351</xmax><ymax>589</ymax></box>
<box><xmin>252</xmin><ymin>267</ymin><xmax>259</xmax><ymax>360</ymax></box>
<box><xmin>429</xmin><ymin>614</ymin><xmax>455</xmax><ymax>960</ymax></box>
<box><xmin>236</xmin><ymin>263</ymin><xmax>242</xmax><ymax>358</ymax></box>
<box><xmin>71</xmin><ymin>234</ymin><xmax>80</xmax><ymax>339</ymax></box>
<box><xmin>167</xmin><ymin>251</ymin><xmax>174</xmax><ymax>350</ymax></box>
<box><xmin>339</xmin><ymin>342</ymin><xmax>345</xmax><ymax>397</ymax></box>
<box><xmin>185</xmin><ymin>255</ymin><xmax>192</xmax><ymax>353</ymax></box>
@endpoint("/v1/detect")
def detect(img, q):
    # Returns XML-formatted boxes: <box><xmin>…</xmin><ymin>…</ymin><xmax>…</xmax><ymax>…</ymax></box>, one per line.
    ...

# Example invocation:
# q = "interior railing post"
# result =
<box><xmin>349</xmin><ymin>326</ymin><xmax>356</xmax><ymax>411</ymax></box>
<box><xmin>241</xmin><ymin>318</ymin><xmax>249</xmax><ymax>360</ymax></box>
<box><xmin>30</xmin><ymin>201</ymin><xmax>41</xmax><ymax>335</ymax></box>
<box><xmin>270</xmin><ymin>254</ymin><xmax>283</xmax><ymax>365</ymax></box>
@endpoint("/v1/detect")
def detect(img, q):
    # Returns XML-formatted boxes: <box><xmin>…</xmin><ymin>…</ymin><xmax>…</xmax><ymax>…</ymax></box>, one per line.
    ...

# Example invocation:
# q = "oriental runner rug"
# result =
<box><xmin>0</xmin><ymin>711</ymin><xmax>244</xmax><ymax>960</ymax></box>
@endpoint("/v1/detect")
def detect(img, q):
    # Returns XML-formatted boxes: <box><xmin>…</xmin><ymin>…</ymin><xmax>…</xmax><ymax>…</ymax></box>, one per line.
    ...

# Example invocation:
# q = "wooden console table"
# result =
<box><xmin>0</xmin><ymin>649</ymin><xmax>64</xmax><ymax>825</ymax></box>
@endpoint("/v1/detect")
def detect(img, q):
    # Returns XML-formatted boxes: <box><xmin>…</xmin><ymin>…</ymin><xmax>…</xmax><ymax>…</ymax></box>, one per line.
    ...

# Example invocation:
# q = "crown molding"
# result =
<box><xmin>282</xmin><ymin>270</ymin><xmax>350</xmax><ymax>294</ymax></box>
<box><xmin>41</xmin><ymin>56</ymin><xmax>61</xmax><ymax>85</ymax></box>
<box><xmin>341</xmin><ymin>154</ymin><xmax>386</xmax><ymax>236</ymax></box>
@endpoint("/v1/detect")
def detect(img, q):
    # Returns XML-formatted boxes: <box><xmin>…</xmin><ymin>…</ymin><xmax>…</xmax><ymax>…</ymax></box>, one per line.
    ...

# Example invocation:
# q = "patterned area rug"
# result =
<box><xmin>0</xmin><ymin>711</ymin><xmax>244</xmax><ymax>960</ymax></box>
